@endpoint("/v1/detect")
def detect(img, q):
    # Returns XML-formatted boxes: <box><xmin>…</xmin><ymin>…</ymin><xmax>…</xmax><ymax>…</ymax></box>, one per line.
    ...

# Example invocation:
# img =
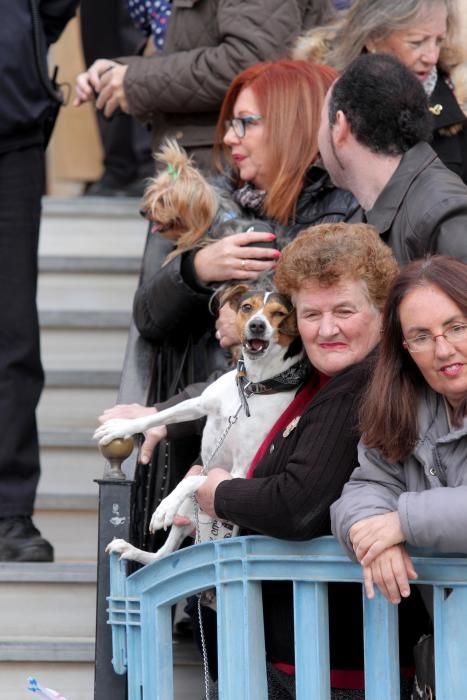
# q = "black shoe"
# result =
<box><xmin>0</xmin><ymin>516</ymin><xmax>54</xmax><ymax>562</ymax></box>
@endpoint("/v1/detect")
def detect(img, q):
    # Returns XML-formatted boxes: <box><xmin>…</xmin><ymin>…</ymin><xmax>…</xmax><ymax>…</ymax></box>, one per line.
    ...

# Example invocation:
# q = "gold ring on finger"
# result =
<box><xmin>241</xmin><ymin>259</ymin><xmax>246</xmax><ymax>268</ymax></box>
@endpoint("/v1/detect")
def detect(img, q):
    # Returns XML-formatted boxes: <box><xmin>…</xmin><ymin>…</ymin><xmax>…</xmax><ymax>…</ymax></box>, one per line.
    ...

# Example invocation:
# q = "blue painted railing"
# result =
<box><xmin>107</xmin><ymin>536</ymin><xmax>467</xmax><ymax>699</ymax></box>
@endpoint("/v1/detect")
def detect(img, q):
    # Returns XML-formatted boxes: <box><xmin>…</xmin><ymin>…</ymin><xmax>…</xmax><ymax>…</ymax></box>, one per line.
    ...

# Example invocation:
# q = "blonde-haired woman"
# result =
<box><xmin>293</xmin><ymin>0</ymin><xmax>467</xmax><ymax>183</ymax></box>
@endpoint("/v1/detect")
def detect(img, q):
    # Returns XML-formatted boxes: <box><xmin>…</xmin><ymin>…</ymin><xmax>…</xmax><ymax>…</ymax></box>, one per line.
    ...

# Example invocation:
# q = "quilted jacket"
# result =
<box><xmin>119</xmin><ymin>0</ymin><xmax>328</xmax><ymax>155</ymax></box>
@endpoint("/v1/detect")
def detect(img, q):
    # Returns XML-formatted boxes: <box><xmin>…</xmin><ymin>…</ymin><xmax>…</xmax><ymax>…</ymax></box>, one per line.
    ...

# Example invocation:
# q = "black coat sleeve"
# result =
<box><xmin>133</xmin><ymin>251</ymin><xmax>215</xmax><ymax>343</ymax></box>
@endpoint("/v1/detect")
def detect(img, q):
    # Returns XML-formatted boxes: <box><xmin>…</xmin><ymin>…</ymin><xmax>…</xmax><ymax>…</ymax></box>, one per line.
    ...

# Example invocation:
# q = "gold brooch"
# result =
<box><xmin>429</xmin><ymin>104</ymin><xmax>443</xmax><ymax>116</ymax></box>
<box><xmin>283</xmin><ymin>416</ymin><xmax>300</xmax><ymax>438</ymax></box>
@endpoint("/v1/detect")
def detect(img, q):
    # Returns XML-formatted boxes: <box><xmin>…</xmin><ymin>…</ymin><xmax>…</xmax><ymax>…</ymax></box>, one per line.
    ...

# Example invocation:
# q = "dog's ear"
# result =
<box><xmin>284</xmin><ymin>335</ymin><xmax>303</xmax><ymax>360</ymax></box>
<box><xmin>219</xmin><ymin>283</ymin><xmax>251</xmax><ymax>311</ymax></box>
<box><xmin>278</xmin><ymin>309</ymin><xmax>298</xmax><ymax>337</ymax></box>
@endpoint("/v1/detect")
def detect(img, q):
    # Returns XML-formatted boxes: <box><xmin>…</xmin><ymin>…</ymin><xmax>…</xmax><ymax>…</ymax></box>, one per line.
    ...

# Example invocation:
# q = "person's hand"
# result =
<box><xmin>215</xmin><ymin>303</ymin><xmax>241</xmax><ymax>349</ymax></box>
<box><xmin>195</xmin><ymin>467</ymin><xmax>232</xmax><ymax>517</ymax></box>
<box><xmin>350</xmin><ymin>512</ymin><xmax>405</xmax><ymax>567</ymax></box>
<box><xmin>98</xmin><ymin>403</ymin><xmax>167</xmax><ymax>464</ymax></box>
<box><xmin>74</xmin><ymin>59</ymin><xmax>118</xmax><ymax>106</ymax></box>
<box><xmin>74</xmin><ymin>60</ymin><xmax>129</xmax><ymax>117</ymax></box>
<box><xmin>362</xmin><ymin>544</ymin><xmax>418</xmax><ymax>604</ymax></box>
<box><xmin>194</xmin><ymin>231</ymin><xmax>280</xmax><ymax>285</ymax></box>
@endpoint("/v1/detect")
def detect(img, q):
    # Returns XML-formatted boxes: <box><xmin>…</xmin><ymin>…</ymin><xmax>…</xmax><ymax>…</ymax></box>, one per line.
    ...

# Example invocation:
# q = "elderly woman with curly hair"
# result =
<box><xmin>193</xmin><ymin>223</ymin><xmax>426</xmax><ymax>699</ymax></box>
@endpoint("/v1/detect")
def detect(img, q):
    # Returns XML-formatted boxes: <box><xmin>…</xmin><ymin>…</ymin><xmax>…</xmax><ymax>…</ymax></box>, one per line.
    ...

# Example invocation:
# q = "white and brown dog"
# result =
<box><xmin>94</xmin><ymin>284</ymin><xmax>307</xmax><ymax>565</ymax></box>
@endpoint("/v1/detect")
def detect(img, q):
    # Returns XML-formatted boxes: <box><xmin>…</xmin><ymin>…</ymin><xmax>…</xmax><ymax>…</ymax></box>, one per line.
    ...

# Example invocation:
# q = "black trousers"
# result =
<box><xmin>80</xmin><ymin>0</ymin><xmax>153</xmax><ymax>183</ymax></box>
<box><xmin>0</xmin><ymin>145</ymin><xmax>44</xmax><ymax>515</ymax></box>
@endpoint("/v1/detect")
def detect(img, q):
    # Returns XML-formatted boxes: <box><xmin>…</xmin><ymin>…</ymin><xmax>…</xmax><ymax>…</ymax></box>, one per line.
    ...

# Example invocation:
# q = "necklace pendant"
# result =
<box><xmin>283</xmin><ymin>416</ymin><xmax>300</xmax><ymax>438</ymax></box>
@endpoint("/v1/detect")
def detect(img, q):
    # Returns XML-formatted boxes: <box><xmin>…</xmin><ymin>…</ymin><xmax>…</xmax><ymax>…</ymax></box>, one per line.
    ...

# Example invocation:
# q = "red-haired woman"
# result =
<box><xmin>133</xmin><ymin>60</ymin><xmax>358</xmax><ymax>352</ymax></box>
<box><xmin>103</xmin><ymin>60</ymin><xmax>359</xmax><ymax>465</ymax></box>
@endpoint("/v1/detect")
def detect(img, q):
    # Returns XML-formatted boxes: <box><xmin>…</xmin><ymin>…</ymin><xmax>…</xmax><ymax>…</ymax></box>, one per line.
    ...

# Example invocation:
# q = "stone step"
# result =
<box><xmin>39</xmin><ymin>255</ymin><xmax>141</xmax><ymax>274</ymax></box>
<box><xmin>41</xmin><ymin>328</ymin><xmax>128</xmax><ymax>372</ymax></box>
<box><xmin>37</xmin><ymin>271</ymin><xmax>139</xmax><ymax>314</ymax></box>
<box><xmin>1</xmin><ymin>639</ymin><xmax>203</xmax><ymax>700</ymax></box>
<box><xmin>44</xmin><ymin>370</ymin><xmax>121</xmax><ymax>389</ymax></box>
<box><xmin>2</xmin><ymin>660</ymin><xmax>94</xmax><ymax>700</ymax></box>
<box><xmin>37</xmin><ymin>386</ymin><xmax>118</xmax><ymax>432</ymax></box>
<box><xmin>39</xmin><ymin>196</ymin><xmax>147</xmax><ymax>259</ymax></box>
<box><xmin>40</xmin><ymin>309</ymin><xmax>131</xmax><ymax>328</ymax></box>
<box><xmin>0</xmin><ymin>563</ymin><xmax>96</xmax><ymax>638</ymax></box>
<box><xmin>34</xmin><ymin>506</ymin><xmax>98</xmax><ymax>562</ymax></box>
<box><xmin>38</xmin><ymin>430</ymin><xmax>106</xmax><ymax>499</ymax></box>
<box><xmin>0</xmin><ymin>637</ymin><xmax>94</xmax><ymax>662</ymax></box>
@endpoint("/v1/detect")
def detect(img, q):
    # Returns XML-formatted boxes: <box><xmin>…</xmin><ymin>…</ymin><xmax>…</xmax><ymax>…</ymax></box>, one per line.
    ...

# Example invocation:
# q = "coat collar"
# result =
<box><xmin>365</xmin><ymin>142</ymin><xmax>438</xmax><ymax>234</ymax></box>
<box><xmin>414</xmin><ymin>384</ymin><xmax>467</xmax><ymax>456</ymax></box>
<box><xmin>429</xmin><ymin>73</ymin><xmax>466</xmax><ymax>130</ymax></box>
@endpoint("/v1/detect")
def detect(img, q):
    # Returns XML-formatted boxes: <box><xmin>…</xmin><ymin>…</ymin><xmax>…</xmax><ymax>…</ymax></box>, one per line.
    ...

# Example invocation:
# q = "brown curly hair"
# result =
<box><xmin>274</xmin><ymin>223</ymin><xmax>399</xmax><ymax>310</ymax></box>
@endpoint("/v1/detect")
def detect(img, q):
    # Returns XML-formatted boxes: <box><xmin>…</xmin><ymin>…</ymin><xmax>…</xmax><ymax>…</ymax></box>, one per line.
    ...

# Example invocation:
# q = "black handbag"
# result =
<box><xmin>412</xmin><ymin>634</ymin><xmax>435</xmax><ymax>700</ymax></box>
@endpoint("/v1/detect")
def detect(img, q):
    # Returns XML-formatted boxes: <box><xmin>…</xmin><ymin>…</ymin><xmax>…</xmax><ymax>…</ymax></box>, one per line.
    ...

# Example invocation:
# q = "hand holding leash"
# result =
<box><xmin>194</xmin><ymin>230</ymin><xmax>280</xmax><ymax>284</ymax></box>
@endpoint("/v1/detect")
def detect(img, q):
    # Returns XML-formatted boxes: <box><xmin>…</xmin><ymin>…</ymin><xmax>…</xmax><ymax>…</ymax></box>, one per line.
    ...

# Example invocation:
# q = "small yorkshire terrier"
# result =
<box><xmin>141</xmin><ymin>139</ymin><xmax>247</xmax><ymax>264</ymax></box>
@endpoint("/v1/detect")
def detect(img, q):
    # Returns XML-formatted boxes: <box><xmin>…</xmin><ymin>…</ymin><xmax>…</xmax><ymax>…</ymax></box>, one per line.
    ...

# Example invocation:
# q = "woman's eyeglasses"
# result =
<box><xmin>403</xmin><ymin>322</ymin><xmax>467</xmax><ymax>352</ymax></box>
<box><xmin>224</xmin><ymin>115</ymin><xmax>262</xmax><ymax>138</ymax></box>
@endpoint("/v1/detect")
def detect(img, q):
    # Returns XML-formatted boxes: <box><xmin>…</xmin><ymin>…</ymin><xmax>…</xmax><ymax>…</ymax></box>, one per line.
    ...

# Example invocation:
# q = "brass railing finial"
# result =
<box><xmin>99</xmin><ymin>438</ymin><xmax>134</xmax><ymax>480</ymax></box>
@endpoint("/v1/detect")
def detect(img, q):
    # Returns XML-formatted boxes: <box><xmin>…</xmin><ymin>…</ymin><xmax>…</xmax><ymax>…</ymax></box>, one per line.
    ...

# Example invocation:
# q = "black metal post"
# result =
<box><xmin>94</xmin><ymin>478</ymin><xmax>134</xmax><ymax>700</ymax></box>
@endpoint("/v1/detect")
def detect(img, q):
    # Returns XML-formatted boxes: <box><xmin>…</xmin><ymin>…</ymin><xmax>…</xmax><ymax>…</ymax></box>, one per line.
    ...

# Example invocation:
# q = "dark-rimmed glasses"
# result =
<box><xmin>224</xmin><ymin>115</ymin><xmax>262</xmax><ymax>138</ymax></box>
<box><xmin>403</xmin><ymin>322</ymin><xmax>467</xmax><ymax>352</ymax></box>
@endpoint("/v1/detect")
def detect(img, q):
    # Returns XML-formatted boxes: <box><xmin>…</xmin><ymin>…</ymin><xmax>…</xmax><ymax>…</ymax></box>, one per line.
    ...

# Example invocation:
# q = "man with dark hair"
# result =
<box><xmin>318</xmin><ymin>53</ymin><xmax>467</xmax><ymax>263</ymax></box>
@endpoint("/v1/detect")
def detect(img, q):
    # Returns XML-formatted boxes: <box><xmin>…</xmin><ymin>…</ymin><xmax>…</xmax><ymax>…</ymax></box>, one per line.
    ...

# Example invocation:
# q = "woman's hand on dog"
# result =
<box><xmin>98</xmin><ymin>403</ymin><xmax>167</xmax><ymax>464</ymax></box>
<box><xmin>215</xmin><ymin>304</ymin><xmax>241</xmax><ymax>348</ymax></box>
<box><xmin>194</xmin><ymin>231</ymin><xmax>280</xmax><ymax>285</ymax></box>
<box><xmin>195</xmin><ymin>467</ymin><xmax>232</xmax><ymax>517</ymax></box>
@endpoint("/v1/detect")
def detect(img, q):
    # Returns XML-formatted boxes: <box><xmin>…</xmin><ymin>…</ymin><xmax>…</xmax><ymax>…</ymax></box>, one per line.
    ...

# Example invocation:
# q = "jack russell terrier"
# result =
<box><xmin>94</xmin><ymin>284</ymin><xmax>308</xmax><ymax>565</ymax></box>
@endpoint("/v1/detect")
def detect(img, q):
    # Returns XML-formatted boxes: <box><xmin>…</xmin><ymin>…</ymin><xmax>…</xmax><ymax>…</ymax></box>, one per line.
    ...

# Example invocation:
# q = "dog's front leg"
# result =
<box><xmin>150</xmin><ymin>475</ymin><xmax>207</xmax><ymax>532</ymax></box>
<box><xmin>93</xmin><ymin>396</ymin><xmax>207</xmax><ymax>445</ymax></box>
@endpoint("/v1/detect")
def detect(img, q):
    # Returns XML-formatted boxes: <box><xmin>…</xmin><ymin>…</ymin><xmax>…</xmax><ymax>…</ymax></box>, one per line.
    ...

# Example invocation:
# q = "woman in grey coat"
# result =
<box><xmin>331</xmin><ymin>255</ymin><xmax>467</xmax><ymax>605</ymax></box>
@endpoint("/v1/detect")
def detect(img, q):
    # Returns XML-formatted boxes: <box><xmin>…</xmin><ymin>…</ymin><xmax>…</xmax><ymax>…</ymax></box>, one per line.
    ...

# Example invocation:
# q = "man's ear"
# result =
<box><xmin>333</xmin><ymin>110</ymin><xmax>350</xmax><ymax>147</ymax></box>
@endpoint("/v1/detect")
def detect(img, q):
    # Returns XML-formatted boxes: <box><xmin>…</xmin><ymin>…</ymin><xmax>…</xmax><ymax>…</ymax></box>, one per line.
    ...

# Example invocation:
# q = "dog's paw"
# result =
<box><xmin>93</xmin><ymin>418</ymin><xmax>141</xmax><ymax>445</ymax></box>
<box><xmin>149</xmin><ymin>496</ymin><xmax>181</xmax><ymax>533</ymax></box>
<box><xmin>106</xmin><ymin>538</ymin><xmax>137</xmax><ymax>560</ymax></box>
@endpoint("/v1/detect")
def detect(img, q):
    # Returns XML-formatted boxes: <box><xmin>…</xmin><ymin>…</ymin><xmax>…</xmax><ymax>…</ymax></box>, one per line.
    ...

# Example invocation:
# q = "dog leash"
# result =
<box><xmin>192</xmin><ymin>403</ymin><xmax>242</xmax><ymax>700</ymax></box>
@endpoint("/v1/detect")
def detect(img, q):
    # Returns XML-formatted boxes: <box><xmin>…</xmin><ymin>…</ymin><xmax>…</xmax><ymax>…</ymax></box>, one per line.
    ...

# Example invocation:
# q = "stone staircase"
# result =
<box><xmin>0</xmin><ymin>197</ymin><xmax>146</xmax><ymax>700</ymax></box>
<box><xmin>0</xmin><ymin>197</ymin><xmax>204</xmax><ymax>700</ymax></box>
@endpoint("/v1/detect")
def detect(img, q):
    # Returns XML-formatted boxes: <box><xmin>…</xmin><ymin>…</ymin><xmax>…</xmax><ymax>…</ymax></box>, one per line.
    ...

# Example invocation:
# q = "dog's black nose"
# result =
<box><xmin>248</xmin><ymin>318</ymin><xmax>266</xmax><ymax>335</ymax></box>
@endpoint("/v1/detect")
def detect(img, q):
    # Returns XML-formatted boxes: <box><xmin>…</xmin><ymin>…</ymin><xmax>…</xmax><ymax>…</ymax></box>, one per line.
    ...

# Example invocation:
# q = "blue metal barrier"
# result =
<box><xmin>107</xmin><ymin>536</ymin><xmax>467</xmax><ymax>699</ymax></box>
